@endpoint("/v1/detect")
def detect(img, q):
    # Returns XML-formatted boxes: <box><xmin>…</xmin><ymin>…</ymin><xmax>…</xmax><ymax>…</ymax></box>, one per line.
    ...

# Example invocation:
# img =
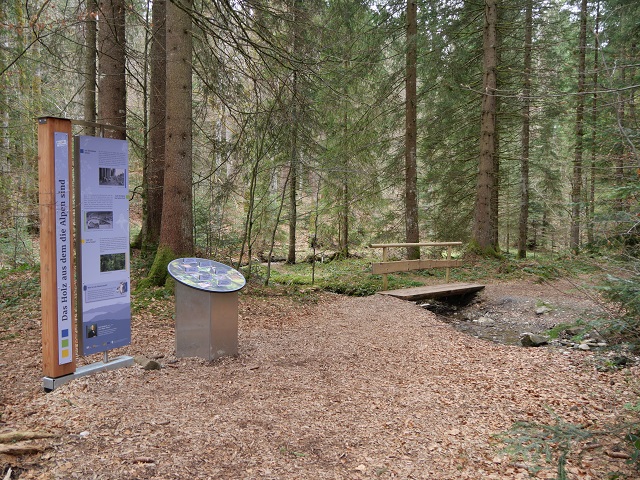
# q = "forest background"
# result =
<box><xmin>0</xmin><ymin>0</ymin><xmax>638</xmax><ymax>328</ymax></box>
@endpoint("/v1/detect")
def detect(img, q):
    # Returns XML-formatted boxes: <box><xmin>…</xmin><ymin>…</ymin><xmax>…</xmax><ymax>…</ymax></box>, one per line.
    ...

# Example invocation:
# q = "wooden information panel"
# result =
<box><xmin>38</xmin><ymin>117</ymin><xmax>76</xmax><ymax>378</ymax></box>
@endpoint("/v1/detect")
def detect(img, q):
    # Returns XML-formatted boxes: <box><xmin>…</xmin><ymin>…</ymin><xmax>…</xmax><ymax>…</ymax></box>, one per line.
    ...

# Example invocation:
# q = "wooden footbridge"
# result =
<box><xmin>370</xmin><ymin>242</ymin><xmax>484</xmax><ymax>301</ymax></box>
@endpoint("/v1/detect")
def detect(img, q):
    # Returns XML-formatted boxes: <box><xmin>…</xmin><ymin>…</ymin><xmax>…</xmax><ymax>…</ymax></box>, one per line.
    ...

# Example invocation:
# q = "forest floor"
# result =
<box><xmin>1</xmin><ymin>270</ymin><xmax>639</xmax><ymax>479</ymax></box>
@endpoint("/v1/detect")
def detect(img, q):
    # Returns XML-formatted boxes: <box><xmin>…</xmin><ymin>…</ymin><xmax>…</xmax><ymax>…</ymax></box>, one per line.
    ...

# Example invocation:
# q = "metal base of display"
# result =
<box><xmin>42</xmin><ymin>355</ymin><xmax>134</xmax><ymax>392</ymax></box>
<box><xmin>175</xmin><ymin>282</ymin><xmax>238</xmax><ymax>361</ymax></box>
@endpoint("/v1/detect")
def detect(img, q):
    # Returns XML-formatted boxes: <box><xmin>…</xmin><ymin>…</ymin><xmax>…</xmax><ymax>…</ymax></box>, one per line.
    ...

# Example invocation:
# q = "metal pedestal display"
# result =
<box><xmin>168</xmin><ymin>258</ymin><xmax>246</xmax><ymax>361</ymax></box>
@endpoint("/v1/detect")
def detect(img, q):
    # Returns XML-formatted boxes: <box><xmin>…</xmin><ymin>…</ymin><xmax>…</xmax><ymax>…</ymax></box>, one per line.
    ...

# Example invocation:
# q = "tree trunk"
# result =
<box><xmin>613</xmin><ymin>60</ymin><xmax>626</xmax><ymax>212</ymax></box>
<box><xmin>287</xmin><ymin>0</ymin><xmax>302</xmax><ymax>265</ymax></box>
<box><xmin>144</xmin><ymin>0</ymin><xmax>166</xmax><ymax>250</ymax></box>
<box><xmin>84</xmin><ymin>0</ymin><xmax>97</xmax><ymax>136</ymax></box>
<box><xmin>517</xmin><ymin>0</ymin><xmax>532</xmax><ymax>259</ymax></box>
<box><xmin>339</xmin><ymin>180</ymin><xmax>349</xmax><ymax>257</ymax></box>
<box><xmin>158</xmin><ymin>0</ymin><xmax>193</xmax><ymax>260</ymax></box>
<box><xmin>570</xmin><ymin>0</ymin><xmax>588</xmax><ymax>253</ymax></box>
<box><xmin>97</xmin><ymin>0</ymin><xmax>126</xmax><ymax>140</ymax></box>
<box><xmin>238</xmin><ymin>158</ymin><xmax>259</xmax><ymax>269</ymax></box>
<box><xmin>588</xmin><ymin>1</ymin><xmax>600</xmax><ymax>245</ymax></box>
<box><xmin>287</xmin><ymin>81</ymin><xmax>298</xmax><ymax>264</ymax></box>
<box><xmin>491</xmin><ymin>5</ymin><xmax>502</xmax><ymax>250</ymax></box>
<box><xmin>339</xmin><ymin>107</ymin><xmax>349</xmax><ymax>258</ymax></box>
<box><xmin>405</xmin><ymin>0</ymin><xmax>419</xmax><ymax>260</ymax></box>
<box><xmin>473</xmin><ymin>0</ymin><xmax>499</xmax><ymax>254</ymax></box>
<box><xmin>0</xmin><ymin>2</ymin><xmax>9</xmax><ymax>221</ymax></box>
<box><xmin>265</xmin><ymin>169</ymin><xmax>291</xmax><ymax>286</ymax></box>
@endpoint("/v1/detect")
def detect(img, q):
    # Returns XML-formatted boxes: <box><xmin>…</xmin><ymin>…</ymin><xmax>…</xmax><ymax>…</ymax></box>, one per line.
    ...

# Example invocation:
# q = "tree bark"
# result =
<box><xmin>97</xmin><ymin>0</ymin><xmax>126</xmax><ymax>140</ymax></box>
<box><xmin>405</xmin><ymin>0</ymin><xmax>419</xmax><ymax>260</ymax></box>
<box><xmin>144</xmin><ymin>0</ymin><xmax>167</xmax><ymax>250</ymax></box>
<box><xmin>84</xmin><ymin>0</ymin><xmax>97</xmax><ymax>136</ymax></box>
<box><xmin>287</xmin><ymin>0</ymin><xmax>302</xmax><ymax>265</ymax></box>
<box><xmin>588</xmin><ymin>1</ymin><xmax>600</xmax><ymax>245</ymax></box>
<box><xmin>0</xmin><ymin>3</ymin><xmax>11</xmax><ymax>221</ymax></box>
<box><xmin>473</xmin><ymin>0</ymin><xmax>499</xmax><ymax>253</ymax></box>
<box><xmin>339</xmin><ymin>107</ymin><xmax>349</xmax><ymax>258</ymax></box>
<box><xmin>517</xmin><ymin>0</ymin><xmax>532</xmax><ymax>259</ymax></box>
<box><xmin>159</xmin><ymin>0</ymin><xmax>193</xmax><ymax>257</ymax></box>
<box><xmin>613</xmin><ymin>57</ymin><xmax>626</xmax><ymax>212</ymax></box>
<box><xmin>287</xmin><ymin>77</ymin><xmax>298</xmax><ymax>264</ymax></box>
<box><xmin>570</xmin><ymin>0</ymin><xmax>588</xmax><ymax>253</ymax></box>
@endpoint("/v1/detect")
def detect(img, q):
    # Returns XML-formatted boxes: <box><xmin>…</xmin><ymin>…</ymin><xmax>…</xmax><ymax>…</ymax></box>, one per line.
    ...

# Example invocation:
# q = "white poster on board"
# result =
<box><xmin>54</xmin><ymin>132</ymin><xmax>73</xmax><ymax>364</ymax></box>
<box><xmin>76</xmin><ymin>136</ymin><xmax>131</xmax><ymax>355</ymax></box>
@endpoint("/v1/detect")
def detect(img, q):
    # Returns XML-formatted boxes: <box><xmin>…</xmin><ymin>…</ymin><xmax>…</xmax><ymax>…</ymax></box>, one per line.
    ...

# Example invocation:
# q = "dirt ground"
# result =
<box><xmin>1</xmin><ymin>276</ymin><xmax>639</xmax><ymax>479</ymax></box>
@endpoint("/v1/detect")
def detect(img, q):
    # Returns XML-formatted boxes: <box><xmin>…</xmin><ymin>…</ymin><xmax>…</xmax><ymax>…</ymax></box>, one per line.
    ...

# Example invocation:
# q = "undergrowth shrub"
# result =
<box><xmin>600</xmin><ymin>272</ymin><xmax>640</xmax><ymax>340</ymax></box>
<box><xmin>498</xmin><ymin>409</ymin><xmax>640</xmax><ymax>478</ymax></box>
<box><xmin>497</xmin><ymin>415</ymin><xmax>592</xmax><ymax>478</ymax></box>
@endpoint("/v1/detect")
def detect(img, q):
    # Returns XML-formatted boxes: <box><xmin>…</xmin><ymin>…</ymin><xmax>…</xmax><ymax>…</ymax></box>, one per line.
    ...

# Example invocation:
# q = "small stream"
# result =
<box><xmin>419</xmin><ymin>298</ymin><xmax>527</xmax><ymax>346</ymax></box>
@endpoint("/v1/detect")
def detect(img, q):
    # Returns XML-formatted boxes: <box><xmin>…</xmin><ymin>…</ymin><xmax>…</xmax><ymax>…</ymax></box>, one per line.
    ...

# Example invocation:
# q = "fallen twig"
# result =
<box><xmin>0</xmin><ymin>442</ymin><xmax>48</xmax><ymax>455</ymax></box>
<box><xmin>605</xmin><ymin>450</ymin><xmax>631</xmax><ymax>459</ymax></box>
<box><xmin>0</xmin><ymin>431</ymin><xmax>55</xmax><ymax>443</ymax></box>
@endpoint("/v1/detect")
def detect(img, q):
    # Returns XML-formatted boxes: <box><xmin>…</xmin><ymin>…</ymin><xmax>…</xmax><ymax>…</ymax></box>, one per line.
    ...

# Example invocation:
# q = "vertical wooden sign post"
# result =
<box><xmin>38</xmin><ymin>117</ymin><xmax>76</xmax><ymax>379</ymax></box>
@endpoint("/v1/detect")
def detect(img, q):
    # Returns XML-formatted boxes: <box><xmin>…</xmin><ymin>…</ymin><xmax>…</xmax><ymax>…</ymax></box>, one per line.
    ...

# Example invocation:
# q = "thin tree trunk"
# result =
<box><xmin>265</xmin><ymin>168</ymin><xmax>292</xmax><ymax>286</ymax></box>
<box><xmin>339</xmin><ymin>180</ymin><xmax>349</xmax><ymax>257</ymax></box>
<box><xmin>588</xmin><ymin>1</ymin><xmax>600</xmax><ymax>245</ymax></box>
<box><xmin>144</xmin><ymin>0</ymin><xmax>166</xmax><ymax>250</ymax></box>
<box><xmin>287</xmin><ymin>0</ymin><xmax>302</xmax><ymax>265</ymax></box>
<box><xmin>570</xmin><ymin>0</ymin><xmax>588</xmax><ymax>253</ymax></box>
<box><xmin>611</xmin><ymin>47</ymin><xmax>639</xmax><ymax>209</ymax></box>
<box><xmin>339</xmin><ymin>107</ymin><xmax>349</xmax><ymax>258</ymax></box>
<box><xmin>405</xmin><ymin>0</ymin><xmax>419</xmax><ymax>260</ymax></box>
<box><xmin>132</xmin><ymin>2</ymin><xmax>152</xmax><ymax>251</ymax></box>
<box><xmin>517</xmin><ymin>0</ymin><xmax>532</xmax><ymax>259</ymax></box>
<box><xmin>473</xmin><ymin>0</ymin><xmax>499</xmax><ymax>253</ymax></box>
<box><xmin>287</xmin><ymin>90</ymin><xmax>298</xmax><ymax>264</ymax></box>
<box><xmin>311</xmin><ymin>176</ymin><xmax>321</xmax><ymax>284</ymax></box>
<box><xmin>0</xmin><ymin>3</ymin><xmax>9</xmax><ymax>221</ymax></box>
<box><xmin>238</xmin><ymin>157</ymin><xmax>259</xmax><ymax>270</ymax></box>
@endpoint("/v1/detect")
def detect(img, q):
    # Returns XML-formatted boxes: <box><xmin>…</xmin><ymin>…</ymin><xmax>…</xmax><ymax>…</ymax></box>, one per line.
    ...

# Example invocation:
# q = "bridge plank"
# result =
<box><xmin>378</xmin><ymin>283</ymin><xmax>485</xmax><ymax>301</ymax></box>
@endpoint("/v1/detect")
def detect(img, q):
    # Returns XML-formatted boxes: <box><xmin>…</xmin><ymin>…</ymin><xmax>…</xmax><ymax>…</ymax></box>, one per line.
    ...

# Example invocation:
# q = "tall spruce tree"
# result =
<box><xmin>473</xmin><ymin>0</ymin><xmax>499</xmax><ymax>253</ymax></box>
<box><xmin>518</xmin><ymin>0</ymin><xmax>533</xmax><ymax>259</ymax></box>
<box><xmin>83</xmin><ymin>0</ymin><xmax>97</xmax><ymax>136</ymax></box>
<box><xmin>97</xmin><ymin>0</ymin><xmax>126</xmax><ymax>139</ymax></box>
<box><xmin>143</xmin><ymin>0</ymin><xmax>167</xmax><ymax>250</ymax></box>
<box><xmin>286</xmin><ymin>0</ymin><xmax>303</xmax><ymax>265</ymax></box>
<box><xmin>145</xmin><ymin>0</ymin><xmax>193</xmax><ymax>286</ymax></box>
<box><xmin>570</xmin><ymin>0</ymin><xmax>588</xmax><ymax>253</ymax></box>
<box><xmin>405</xmin><ymin>0</ymin><xmax>419</xmax><ymax>259</ymax></box>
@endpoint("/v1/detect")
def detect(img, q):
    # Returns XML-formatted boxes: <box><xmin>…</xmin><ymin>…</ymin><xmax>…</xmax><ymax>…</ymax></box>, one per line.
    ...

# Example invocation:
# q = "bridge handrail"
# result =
<box><xmin>369</xmin><ymin>241</ymin><xmax>464</xmax><ymax>289</ymax></box>
<box><xmin>369</xmin><ymin>241</ymin><xmax>462</xmax><ymax>248</ymax></box>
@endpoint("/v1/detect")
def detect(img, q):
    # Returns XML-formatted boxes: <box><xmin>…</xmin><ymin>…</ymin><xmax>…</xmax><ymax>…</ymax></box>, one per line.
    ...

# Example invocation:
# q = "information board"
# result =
<box><xmin>76</xmin><ymin>136</ymin><xmax>131</xmax><ymax>355</ymax></box>
<box><xmin>54</xmin><ymin>132</ymin><xmax>73</xmax><ymax>364</ymax></box>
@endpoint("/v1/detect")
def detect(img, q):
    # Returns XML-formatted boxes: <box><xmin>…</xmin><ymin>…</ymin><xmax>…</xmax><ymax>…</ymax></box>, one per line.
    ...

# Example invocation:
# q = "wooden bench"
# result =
<box><xmin>369</xmin><ymin>242</ymin><xmax>484</xmax><ymax>301</ymax></box>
